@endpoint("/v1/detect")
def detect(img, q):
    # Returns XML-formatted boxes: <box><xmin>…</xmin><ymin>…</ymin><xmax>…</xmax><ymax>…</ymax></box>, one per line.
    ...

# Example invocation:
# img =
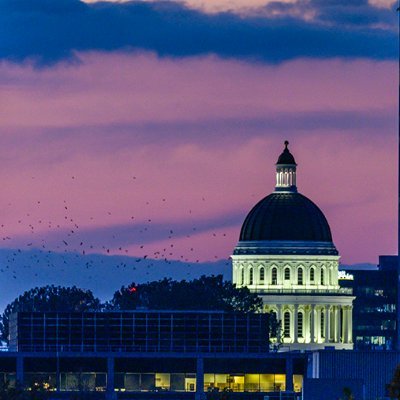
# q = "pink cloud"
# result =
<box><xmin>0</xmin><ymin>53</ymin><xmax>396</xmax><ymax>265</ymax></box>
<box><xmin>0</xmin><ymin>53</ymin><xmax>395</xmax><ymax>128</ymax></box>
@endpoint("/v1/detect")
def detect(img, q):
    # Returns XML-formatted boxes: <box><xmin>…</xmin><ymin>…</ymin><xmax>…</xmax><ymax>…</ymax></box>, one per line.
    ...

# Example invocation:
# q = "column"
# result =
<box><xmin>304</xmin><ymin>307</ymin><xmax>309</xmax><ymax>342</ymax></box>
<box><xmin>293</xmin><ymin>304</ymin><xmax>298</xmax><ymax>343</ymax></box>
<box><xmin>335</xmin><ymin>307</ymin><xmax>340</xmax><ymax>343</ymax></box>
<box><xmin>16</xmin><ymin>355</ymin><xmax>24</xmax><ymax>388</ymax></box>
<box><xmin>337</xmin><ymin>306</ymin><xmax>342</xmax><ymax>343</ymax></box>
<box><xmin>285</xmin><ymin>356</ymin><xmax>294</xmax><ymax>392</ymax></box>
<box><xmin>348</xmin><ymin>306</ymin><xmax>353</xmax><ymax>344</ymax></box>
<box><xmin>342</xmin><ymin>306</ymin><xmax>348</xmax><ymax>343</ymax></box>
<box><xmin>310</xmin><ymin>304</ymin><xmax>315</xmax><ymax>343</ymax></box>
<box><xmin>331</xmin><ymin>306</ymin><xmax>336</xmax><ymax>342</ymax></box>
<box><xmin>196</xmin><ymin>357</ymin><xmax>205</xmax><ymax>400</ymax></box>
<box><xmin>325</xmin><ymin>305</ymin><xmax>330</xmax><ymax>343</ymax></box>
<box><xmin>106</xmin><ymin>356</ymin><xmax>116</xmax><ymax>400</ymax></box>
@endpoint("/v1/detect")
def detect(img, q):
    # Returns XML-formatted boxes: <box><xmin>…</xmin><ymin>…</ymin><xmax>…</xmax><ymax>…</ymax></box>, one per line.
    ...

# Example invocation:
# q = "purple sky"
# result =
<box><xmin>0</xmin><ymin>0</ymin><xmax>398</xmax><ymax>267</ymax></box>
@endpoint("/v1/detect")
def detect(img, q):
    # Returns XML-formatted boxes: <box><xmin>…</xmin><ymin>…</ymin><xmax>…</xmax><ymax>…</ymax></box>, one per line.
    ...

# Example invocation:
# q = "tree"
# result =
<box><xmin>106</xmin><ymin>275</ymin><xmax>263</xmax><ymax>313</ymax></box>
<box><xmin>342</xmin><ymin>387</ymin><xmax>354</xmax><ymax>400</ymax></box>
<box><xmin>0</xmin><ymin>286</ymin><xmax>101</xmax><ymax>343</ymax></box>
<box><xmin>0</xmin><ymin>379</ymin><xmax>49</xmax><ymax>400</ymax></box>
<box><xmin>388</xmin><ymin>364</ymin><xmax>400</xmax><ymax>399</ymax></box>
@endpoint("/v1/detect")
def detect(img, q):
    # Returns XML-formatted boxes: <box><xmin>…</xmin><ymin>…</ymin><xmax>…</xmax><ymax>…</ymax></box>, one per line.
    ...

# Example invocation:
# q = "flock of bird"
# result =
<box><xmin>0</xmin><ymin>175</ymin><xmax>233</xmax><ymax>283</ymax></box>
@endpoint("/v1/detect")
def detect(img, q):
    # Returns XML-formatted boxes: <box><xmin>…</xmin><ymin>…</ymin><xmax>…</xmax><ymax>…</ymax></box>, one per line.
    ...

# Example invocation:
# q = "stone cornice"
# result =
<box><xmin>233</xmin><ymin>240</ymin><xmax>338</xmax><ymax>256</ymax></box>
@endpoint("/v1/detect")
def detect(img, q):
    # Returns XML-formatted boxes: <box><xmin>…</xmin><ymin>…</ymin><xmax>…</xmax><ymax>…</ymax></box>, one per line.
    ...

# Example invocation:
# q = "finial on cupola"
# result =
<box><xmin>275</xmin><ymin>140</ymin><xmax>297</xmax><ymax>192</ymax></box>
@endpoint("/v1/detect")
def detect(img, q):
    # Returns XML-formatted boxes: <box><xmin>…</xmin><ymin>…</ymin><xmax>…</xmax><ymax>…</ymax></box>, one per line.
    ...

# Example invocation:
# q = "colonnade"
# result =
<box><xmin>272</xmin><ymin>304</ymin><xmax>353</xmax><ymax>345</ymax></box>
<box><xmin>276</xmin><ymin>168</ymin><xmax>296</xmax><ymax>188</ymax></box>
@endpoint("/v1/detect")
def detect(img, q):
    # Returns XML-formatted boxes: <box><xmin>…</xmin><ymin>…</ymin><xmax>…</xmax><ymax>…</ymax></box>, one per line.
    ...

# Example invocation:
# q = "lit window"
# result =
<box><xmin>297</xmin><ymin>268</ymin><xmax>303</xmax><ymax>285</ymax></box>
<box><xmin>284</xmin><ymin>267</ymin><xmax>291</xmax><ymax>281</ymax></box>
<box><xmin>271</xmin><ymin>268</ymin><xmax>277</xmax><ymax>285</ymax></box>
<box><xmin>321</xmin><ymin>269</ymin><xmax>325</xmax><ymax>285</ymax></box>
<box><xmin>241</xmin><ymin>269</ymin><xmax>244</xmax><ymax>285</ymax></box>
<box><xmin>284</xmin><ymin>312</ymin><xmax>291</xmax><ymax>338</ymax></box>
<box><xmin>297</xmin><ymin>312</ymin><xmax>303</xmax><ymax>338</ymax></box>
<box><xmin>259</xmin><ymin>267</ymin><xmax>265</xmax><ymax>282</ymax></box>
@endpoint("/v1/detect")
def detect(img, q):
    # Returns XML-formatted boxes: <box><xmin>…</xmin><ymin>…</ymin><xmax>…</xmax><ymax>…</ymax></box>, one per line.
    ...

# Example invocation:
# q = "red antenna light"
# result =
<box><xmin>129</xmin><ymin>287</ymin><xmax>137</xmax><ymax>293</ymax></box>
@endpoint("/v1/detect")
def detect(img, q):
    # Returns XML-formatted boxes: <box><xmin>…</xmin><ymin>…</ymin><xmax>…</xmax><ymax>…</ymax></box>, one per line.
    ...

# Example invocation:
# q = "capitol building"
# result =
<box><xmin>231</xmin><ymin>142</ymin><xmax>354</xmax><ymax>350</ymax></box>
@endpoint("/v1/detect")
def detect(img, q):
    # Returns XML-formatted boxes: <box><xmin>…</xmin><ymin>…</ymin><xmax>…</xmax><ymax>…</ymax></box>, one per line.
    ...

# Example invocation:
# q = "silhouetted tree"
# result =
<box><xmin>106</xmin><ymin>275</ymin><xmax>263</xmax><ymax>312</ymax></box>
<box><xmin>0</xmin><ymin>286</ymin><xmax>101</xmax><ymax>343</ymax></box>
<box><xmin>342</xmin><ymin>387</ymin><xmax>354</xmax><ymax>400</ymax></box>
<box><xmin>388</xmin><ymin>364</ymin><xmax>400</xmax><ymax>399</ymax></box>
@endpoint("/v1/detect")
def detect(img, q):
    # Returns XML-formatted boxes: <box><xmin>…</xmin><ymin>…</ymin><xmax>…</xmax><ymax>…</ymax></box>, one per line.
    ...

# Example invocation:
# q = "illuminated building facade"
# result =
<box><xmin>232</xmin><ymin>142</ymin><xmax>354</xmax><ymax>350</ymax></box>
<box><xmin>340</xmin><ymin>255</ymin><xmax>397</xmax><ymax>350</ymax></box>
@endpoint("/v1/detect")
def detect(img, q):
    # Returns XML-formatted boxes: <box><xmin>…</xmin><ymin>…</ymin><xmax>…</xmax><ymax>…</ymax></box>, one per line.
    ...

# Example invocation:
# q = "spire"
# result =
<box><xmin>275</xmin><ymin>140</ymin><xmax>297</xmax><ymax>192</ymax></box>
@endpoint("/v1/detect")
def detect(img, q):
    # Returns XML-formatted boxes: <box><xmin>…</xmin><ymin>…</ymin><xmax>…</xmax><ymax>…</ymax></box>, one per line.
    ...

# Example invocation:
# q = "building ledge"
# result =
<box><xmin>252</xmin><ymin>288</ymin><xmax>353</xmax><ymax>295</ymax></box>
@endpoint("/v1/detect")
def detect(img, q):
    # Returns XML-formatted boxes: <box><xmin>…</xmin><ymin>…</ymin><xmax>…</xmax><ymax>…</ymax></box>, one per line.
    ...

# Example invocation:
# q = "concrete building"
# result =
<box><xmin>232</xmin><ymin>141</ymin><xmax>354</xmax><ymax>350</ymax></box>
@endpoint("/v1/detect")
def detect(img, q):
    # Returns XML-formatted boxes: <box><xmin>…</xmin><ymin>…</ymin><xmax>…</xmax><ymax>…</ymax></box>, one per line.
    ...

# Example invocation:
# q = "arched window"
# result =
<box><xmin>297</xmin><ymin>312</ymin><xmax>303</xmax><ymax>338</ymax></box>
<box><xmin>321</xmin><ymin>269</ymin><xmax>325</xmax><ymax>285</ymax></box>
<box><xmin>249</xmin><ymin>268</ymin><xmax>254</xmax><ymax>285</ymax></box>
<box><xmin>241</xmin><ymin>269</ymin><xmax>244</xmax><ymax>285</ymax></box>
<box><xmin>284</xmin><ymin>267</ymin><xmax>291</xmax><ymax>281</ymax></box>
<box><xmin>271</xmin><ymin>267</ymin><xmax>278</xmax><ymax>285</ymax></box>
<box><xmin>310</xmin><ymin>267</ymin><xmax>315</xmax><ymax>283</ymax></box>
<box><xmin>284</xmin><ymin>312</ymin><xmax>291</xmax><ymax>338</ymax></box>
<box><xmin>297</xmin><ymin>268</ymin><xmax>303</xmax><ymax>285</ymax></box>
<box><xmin>320</xmin><ymin>312</ymin><xmax>325</xmax><ymax>338</ymax></box>
<box><xmin>259</xmin><ymin>267</ymin><xmax>265</xmax><ymax>282</ymax></box>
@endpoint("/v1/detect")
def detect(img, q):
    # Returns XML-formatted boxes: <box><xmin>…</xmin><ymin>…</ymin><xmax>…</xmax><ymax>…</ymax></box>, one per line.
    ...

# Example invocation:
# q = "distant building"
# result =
<box><xmin>340</xmin><ymin>255</ymin><xmax>397</xmax><ymax>350</ymax></box>
<box><xmin>232</xmin><ymin>141</ymin><xmax>354</xmax><ymax>350</ymax></box>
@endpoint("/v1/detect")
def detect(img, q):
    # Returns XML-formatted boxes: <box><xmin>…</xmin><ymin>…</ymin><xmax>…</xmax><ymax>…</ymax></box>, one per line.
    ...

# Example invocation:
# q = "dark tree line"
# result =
<box><xmin>0</xmin><ymin>286</ymin><xmax>101</xmax><ymax>344</ymax></box>
<box><xmin>0</xmin><ymin>275</ymin><xmax>262</xmax><ymax>343</ymax></box>
<box><xmin>106</xmin><ymin>275</ymin><xmax>262</xmax><ymax>312</ymax></box>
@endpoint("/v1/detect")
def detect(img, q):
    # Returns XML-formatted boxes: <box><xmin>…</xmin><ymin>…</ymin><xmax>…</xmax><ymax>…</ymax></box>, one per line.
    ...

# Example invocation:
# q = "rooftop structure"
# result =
<box><xmin>10</xmin><ymin>310</ymin><xmax>269</xmax><ymax>354</ymax></box>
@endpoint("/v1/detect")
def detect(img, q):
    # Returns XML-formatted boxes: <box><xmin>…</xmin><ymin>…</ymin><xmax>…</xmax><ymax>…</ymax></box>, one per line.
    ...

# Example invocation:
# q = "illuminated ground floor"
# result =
<box><xmin>1</xmin><ymin>372</ymin><xmax>303</xmax><ymax>393</ymax></box>
<box><xmin>0</xmin><ymin>352</ymin><xmax>307</xmax><ymax>399</ymax></box>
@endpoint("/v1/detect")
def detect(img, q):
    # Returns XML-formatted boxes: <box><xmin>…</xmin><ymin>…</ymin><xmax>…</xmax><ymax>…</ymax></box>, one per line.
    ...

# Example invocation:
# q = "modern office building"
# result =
<box><xmin>10</xmin><ymin>310</ymin><xmax>268</xmax><ymax>354</ymax></box>
<box><xmin>1</xmin><ymin>310</ymin><xmax>307</xmax><ymax>399</ymax></box>
<box><xmin>340</xmin><ymin>255</ymin><xmax>397</xmax><ymax>350</ymax></box>
<box><xmin>232</xmin><ymin>142</ymin><xmax>354</xmax><ymax>350</ymax></box>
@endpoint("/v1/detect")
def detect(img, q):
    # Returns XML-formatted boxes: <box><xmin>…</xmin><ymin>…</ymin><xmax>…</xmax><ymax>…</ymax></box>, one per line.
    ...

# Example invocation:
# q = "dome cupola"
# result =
<box><xmin>275</xmin><ymin>140</ymin><xmax>297</xmax><ymax>192</ymax></box>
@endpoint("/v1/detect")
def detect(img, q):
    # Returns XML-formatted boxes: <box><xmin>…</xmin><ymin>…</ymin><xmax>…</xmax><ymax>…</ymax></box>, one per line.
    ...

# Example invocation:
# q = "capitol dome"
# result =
<box><xmin>234</xmin><ymin>141</ymin><xmax>338</xmax><ymax>256</ymax></box>
<box><xmin>239</xmin><ymin>192</ymin><xmax>333</xmax><ymax>243</ymax></box>
<box><xmin>231</xmin><ymin>141</ymin><xmax>353</xmax><ymax>352</ymax></box>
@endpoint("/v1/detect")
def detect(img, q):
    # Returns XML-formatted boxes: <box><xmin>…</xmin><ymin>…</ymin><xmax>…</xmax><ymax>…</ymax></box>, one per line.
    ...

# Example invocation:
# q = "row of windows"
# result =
<box><xmin>275</xmin><ymin>311</ymin><xmax>338</xmax><ymax>339</ymax></box>
<box><xmin>240</xmin><ymin>267</ymin><xmax>327</xmax><ymax>285</ymax></box>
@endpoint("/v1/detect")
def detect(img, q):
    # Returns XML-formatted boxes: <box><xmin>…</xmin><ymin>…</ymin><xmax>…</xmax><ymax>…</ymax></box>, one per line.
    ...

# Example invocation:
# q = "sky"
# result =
<box><xmin>0</xmin><ymin>0</ymin><xmax>398</xmax><ymax>278</ymax></box>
